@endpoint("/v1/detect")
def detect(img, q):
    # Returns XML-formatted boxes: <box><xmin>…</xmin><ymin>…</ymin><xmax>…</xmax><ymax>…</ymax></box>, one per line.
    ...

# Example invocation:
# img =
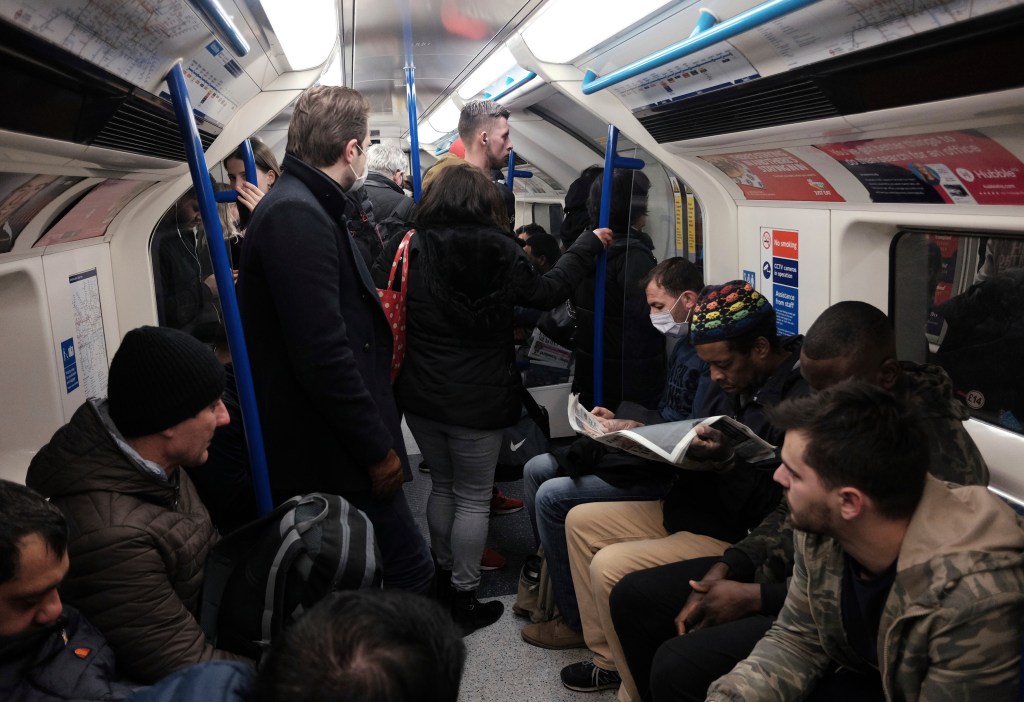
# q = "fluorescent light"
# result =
<box><xmin>319</xmin><ymin>50</ymin><xmax>342</xmax><ymax>86</ymax></box>
<box><xmin>458</xmin><ymin>46</ymin><xmax>517</xmax><ymax>99</ymax></box>
<box><xmin>427</xmin><ymin>99</ymin><xmax>461</xmax><ymax>133</ymax></box>
<box><xmin>262</xmin><ymin>0</ymin><xmax>337</xmax><ymax>70</ymax></box>
<box><xmin>414</xmin><ymin>122</ymin><xmax>446</xmax><ymax>145</ymax></box>
<box><xmin>522</xmin><ymin>0</ymin><xmax>673</xmax><ymax>64</ymax></box>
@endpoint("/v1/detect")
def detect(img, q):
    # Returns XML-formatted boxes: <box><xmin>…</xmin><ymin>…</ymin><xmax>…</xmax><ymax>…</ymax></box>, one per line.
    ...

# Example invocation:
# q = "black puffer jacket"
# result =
<box><xmin>387</xmin><ymin>224</ymin><xmax>604</xmax><ymax>429</ymax></box>
<box><xmin>0</xmin><ymin>606</ymin><xmax>130</xmax><ymax>701</ymax></box>
<box><xmin>572</xmin><ymin>227</ymin><xmax>665</xmax><ymax>410</ymax></box>
<box><xmin>26</xmin><ymin>400</ymin><xmax>251</xmax><ymax>683</ymax></box>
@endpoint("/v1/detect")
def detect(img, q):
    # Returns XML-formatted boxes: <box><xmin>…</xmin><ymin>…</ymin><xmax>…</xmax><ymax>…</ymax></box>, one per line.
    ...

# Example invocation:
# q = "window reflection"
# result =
<box><xmin>894</xmin><ymin>231</ymin><xmax>1024</xmax><ymax>434</ymax></box>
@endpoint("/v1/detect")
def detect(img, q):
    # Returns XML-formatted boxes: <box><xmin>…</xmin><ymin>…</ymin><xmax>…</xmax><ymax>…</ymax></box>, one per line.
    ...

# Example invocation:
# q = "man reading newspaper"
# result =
<box><xmin>556</xmin><ymin>280</ymin><xmax>809</xmax><ymax>700</ymax></box>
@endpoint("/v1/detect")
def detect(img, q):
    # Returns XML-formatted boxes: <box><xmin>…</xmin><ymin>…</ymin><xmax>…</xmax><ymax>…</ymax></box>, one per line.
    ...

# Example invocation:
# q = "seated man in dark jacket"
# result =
<box><xmin>0</xmin><ymin>479</ymin><xmax>129</xmax><ymax>701</ymax></box>
<box><xmin>26</xmin><ymin>327</ymin><xmax>252</xmax><ymax>683</ymax></box>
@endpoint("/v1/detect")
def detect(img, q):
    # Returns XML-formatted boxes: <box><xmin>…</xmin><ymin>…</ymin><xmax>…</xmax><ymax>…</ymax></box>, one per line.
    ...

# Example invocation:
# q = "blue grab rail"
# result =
<box><xmin>403</xmin><ymin>6</ymin><xmax>423</xmax><ymax>202</ymax></box>
<box><xmin>592</xmin><ymin>125</ymin><xmax>644</xmax><ymax>407</ymax></box>
<box><xmin>165</xmin><ymin>62</ymin><xmax>273</xmax><ymax>516</ymax></box>
<box><xmin>488</xmin><ymin>71</ymin><xmax>537</xmax><ymax>102</ymax></box>
<box><xmin>581</xmin><ymin>0</ymin><xmax>822</xmax><ymax>94</ymax></box>
<box><xmin>213</xmin><ymin>140</ymin><xmax>258</xmax><ymax>203</ymax></box>
<box><xmin>187</xmin><ymin>0</ymin><xmax>250</xmax><ymax>57</ymax></box>
<box><xmin>506</xmin><ymin>150</ymin><xmax>532</xmax><ymax>190</ymax></box>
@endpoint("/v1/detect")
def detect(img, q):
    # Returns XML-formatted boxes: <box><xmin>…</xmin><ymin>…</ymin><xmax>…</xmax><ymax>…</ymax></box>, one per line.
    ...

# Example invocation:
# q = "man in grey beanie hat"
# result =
<box><xmin>26</xmin><ymin>326</ymin><xmax>253</xmax><ymax>683</ymax></box>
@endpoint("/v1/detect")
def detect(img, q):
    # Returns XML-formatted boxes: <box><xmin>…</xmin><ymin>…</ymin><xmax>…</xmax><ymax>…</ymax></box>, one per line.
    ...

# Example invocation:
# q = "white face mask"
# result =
<box><xmin>348</xmin><ymin>143</ymin><xmax>369</xmax><ymax>191</ymax></box>
<box><xmin>649</xmin><ymin>293</ymin><xmax>690</xmax><ymax>337</ymax></box>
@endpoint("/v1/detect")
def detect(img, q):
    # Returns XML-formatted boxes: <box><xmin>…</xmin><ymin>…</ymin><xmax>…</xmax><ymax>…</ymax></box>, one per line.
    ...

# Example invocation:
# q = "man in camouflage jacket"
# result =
<box><xmin>706</xmin><ymin>382</ymin><xmax>1024</xmax><ymax>702</ymax></box>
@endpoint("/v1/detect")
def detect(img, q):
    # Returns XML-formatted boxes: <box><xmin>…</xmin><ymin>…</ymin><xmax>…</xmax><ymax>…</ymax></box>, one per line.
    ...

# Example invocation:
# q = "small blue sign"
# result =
<box><xmin>773</xmin><ymin>285</ymin><xmax>799</xmax><ymax>336</ymax></box>
<box><xmin>772</xmin><ymin>257</ymin><xmax>799</xmax><ymax>286</ymax></box>
<box><xmin>762</xmin><ymin>261</ymin><xmax>771</xmax><ymax>279</ymax></box>
<box><xmin>206</xmin><ymin>40</ymin><xmax>224</xmax><ymax>56</ymax></box>
<box><xmin>61</xmin><ymin>338</ymin><xmax>79</xmax><ymax>394</ymax></box>
<box><xmin>742</xmin><ymin>270</ymin><xmax>756</xmax><ymax>287</ymax></box>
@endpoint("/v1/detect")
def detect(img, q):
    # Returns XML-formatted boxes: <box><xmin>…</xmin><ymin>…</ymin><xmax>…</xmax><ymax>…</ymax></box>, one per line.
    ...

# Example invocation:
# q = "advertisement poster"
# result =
<box><xmin>759</xmin><ymin>228</ymin><xmax>800</xmax><ymax>336</ymax></box>
<box><xmin>814</xmin><ymin>131</ymin><xmax>1024</xmax><ymax>205</ymax></box>
<box><xmin>700</xmin><ymin>150</ymin><xmax>844</xmax><ymax>202</ymax></box>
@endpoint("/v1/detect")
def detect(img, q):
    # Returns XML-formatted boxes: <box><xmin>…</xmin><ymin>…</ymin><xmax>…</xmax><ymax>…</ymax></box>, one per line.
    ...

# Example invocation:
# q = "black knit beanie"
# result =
<box><xmin>107</xmin><ymin>326</ymin><xmax>225</xmax><ymax>438</ymax></box>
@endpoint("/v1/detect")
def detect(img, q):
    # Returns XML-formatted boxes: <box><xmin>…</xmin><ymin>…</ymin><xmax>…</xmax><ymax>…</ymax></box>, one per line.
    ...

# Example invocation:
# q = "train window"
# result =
<box><xmin>0</xmin><ymin>173</ymin><xmax>83</xmax><ymax>253</ymax></box>
<box><xmin>892</xmin><ymin>230</ymin><xmax>1024</xmax><ymax>435</ymax></box>
<box><xmin>34</xmin><ymin>179</ymin><xmax>152</xmax><ymax>248</ymax></box>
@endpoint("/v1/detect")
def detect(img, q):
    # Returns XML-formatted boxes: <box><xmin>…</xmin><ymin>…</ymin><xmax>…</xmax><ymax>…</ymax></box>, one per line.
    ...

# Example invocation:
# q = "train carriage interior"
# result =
<box><xmin>1</xmin><ymin>0</ymin><xmax>1023</xmax><ymax>697</ymax></box>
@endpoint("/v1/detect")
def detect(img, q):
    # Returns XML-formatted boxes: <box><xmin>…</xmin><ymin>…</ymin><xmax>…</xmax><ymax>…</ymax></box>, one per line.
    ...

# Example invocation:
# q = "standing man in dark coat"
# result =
<box><xmin>236</xmin><ymin>86</ymin><xmax>433</xmax><ymax>594</ymax></box>
<box><xmin>361</xmin><ymin>143</ymin><xmax>415</xmax><ymax>245</ymax></box>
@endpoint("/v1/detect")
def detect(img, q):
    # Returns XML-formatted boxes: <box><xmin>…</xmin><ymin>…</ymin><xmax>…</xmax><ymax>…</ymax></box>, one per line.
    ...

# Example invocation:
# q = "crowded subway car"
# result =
<box><xmin>1</xmin><ymin>0</ymin><xmax>1023</xmax><ymax>700</ymax></box>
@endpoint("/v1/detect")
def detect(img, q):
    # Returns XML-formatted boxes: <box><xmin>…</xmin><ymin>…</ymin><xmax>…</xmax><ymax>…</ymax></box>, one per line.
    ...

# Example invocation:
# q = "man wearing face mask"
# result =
<box><xmin>521</xmin><ymin>258</ymin><xmax>709</xmax><ymax>651</ymax></box>
<box><xmin>237</xmin><ymin>86</ymin><xmax>434</xmax><ymax>595</ymax></box>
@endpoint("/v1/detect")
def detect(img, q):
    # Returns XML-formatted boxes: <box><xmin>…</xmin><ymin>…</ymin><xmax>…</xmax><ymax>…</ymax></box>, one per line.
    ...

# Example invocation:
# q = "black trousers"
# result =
<box><xmin>610</xmin><ymin>556</ymin><xmax>772</xmax><ymax>702</ymax></box>
<box><xmin>612</xmin><ymin>558</ymin><xmax>885</xmax><ymax>702</ymax></box>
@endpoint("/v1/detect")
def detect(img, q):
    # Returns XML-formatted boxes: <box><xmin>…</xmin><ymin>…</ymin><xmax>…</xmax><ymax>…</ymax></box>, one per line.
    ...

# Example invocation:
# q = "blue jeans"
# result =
<box><xmin>523</xmin><ymin>453</ymin><xmax>671</xmax><ymax>631</ymax></box>
<box><xmin>405</xmin><ymin>412</ymin><xmax>503</xmax><ymax>592</ymax></box>
<box><xmin>346</xmin><ymin>489</ymin><xmax>434</xmax><ymax>595</ymax></box>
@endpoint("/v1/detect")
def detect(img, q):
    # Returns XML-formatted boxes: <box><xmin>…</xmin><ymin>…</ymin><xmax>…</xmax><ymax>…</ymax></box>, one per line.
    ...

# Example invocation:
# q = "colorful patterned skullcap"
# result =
<box><xmin>690</xmin><ymin>280</ymin><xmax>773</xmax><ymax>345</ymax></box>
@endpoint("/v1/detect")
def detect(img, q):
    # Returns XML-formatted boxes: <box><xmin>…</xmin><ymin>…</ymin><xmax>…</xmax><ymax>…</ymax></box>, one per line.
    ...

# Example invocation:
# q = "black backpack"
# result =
<box><xmin>200</xmin><ymin>493</ymin><xmax>381</xmax><ymax>660</ymax></box>
<box><xmin>495</xmin><ymin>388</ymin><xmax>551</xmax><ymax>481</ymax></box>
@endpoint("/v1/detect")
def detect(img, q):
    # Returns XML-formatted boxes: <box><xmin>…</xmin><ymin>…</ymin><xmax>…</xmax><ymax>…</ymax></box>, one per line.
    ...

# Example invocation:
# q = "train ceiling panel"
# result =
<box><xmin>343</xmin><ymin>0</ymin><xmax>543</xmax><ymax>137</ymax></box>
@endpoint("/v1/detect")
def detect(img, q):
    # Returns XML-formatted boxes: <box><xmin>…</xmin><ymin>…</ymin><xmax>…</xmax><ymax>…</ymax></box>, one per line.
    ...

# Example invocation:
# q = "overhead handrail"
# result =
<box><xmin>214</xmin><ymin>139</ymin><xmax>258</xmax><ymax>203</ymax></box>
<box><xmin>488</xmin><ymin>71</ymin><xmax>538</xmax><ymax>102</ymax></box>
<box><xmin>166</xmin><ymin>62</ymin><xmax>273</xmax><ymax>516</ymax></box>
<box><xmin>187</xmin><ymin>0</ymin><xmax>251</xmax><ymax>57</ymax></box>
<box><xmin>403</xmin><ymin>5</ymin><xmax>423</xmax><ymax>202</ymax></box>
<box><xmin>506</xmin><ymin>150</ymin><xmax>533</xmax><ymax>190</ymax></box>
<box><xmin>581</xmin><ymin>0</ymin><xmax>822</xmax><ymax>95</ymax></box>
<box><xmin>592</xmin><ymin>125</ymin><xmax>644</xmax><ymax>407</ymax></box>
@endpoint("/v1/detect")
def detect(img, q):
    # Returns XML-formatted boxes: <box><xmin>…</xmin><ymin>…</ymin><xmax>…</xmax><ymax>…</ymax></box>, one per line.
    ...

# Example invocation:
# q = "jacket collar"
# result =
<box><xmin>365</xmin><ymin>171</ymin><xmax>404</xmax><ymax>194</ymax></box>
<box><xmin>281</xmin><ymin>153</ymin><xmax>356</xmax><ymax>223</ymax></box>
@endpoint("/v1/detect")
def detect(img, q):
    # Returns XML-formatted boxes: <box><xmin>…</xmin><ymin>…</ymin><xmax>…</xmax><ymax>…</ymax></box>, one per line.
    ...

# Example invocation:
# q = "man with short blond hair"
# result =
<box><xmin>237</xmin><ymin>85</ymin><xmax>433</xmax><ymax>596</ymax></box>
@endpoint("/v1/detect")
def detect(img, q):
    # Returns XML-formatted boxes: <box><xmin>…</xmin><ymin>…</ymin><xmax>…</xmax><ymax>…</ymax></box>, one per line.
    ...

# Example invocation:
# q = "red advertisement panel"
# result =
<box><xmin>699</xmin><ymin>150</ymin><xmax>844</xmax><ymax>202</ymax></box>
<box><xmin>814</xmin><ymin>130</ymin><xmax>1024</xmax><ymax>205</ymax></box>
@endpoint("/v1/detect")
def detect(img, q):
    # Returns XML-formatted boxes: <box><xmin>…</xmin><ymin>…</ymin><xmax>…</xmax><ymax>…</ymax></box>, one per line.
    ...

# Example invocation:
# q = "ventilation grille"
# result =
<box><xmin>640</xmin><ymin>79</ymin><xmax>840</xmax><ymax>143</ymax></box>
<box><xmin>636</xmin><ymin>4</ymin><xmax>1024</xmax><ymax>145</ymax></box>
<box><xmin>91</xmin><ymin>97</ymin><xmax>216</xmax><ymax>162</ymax></box>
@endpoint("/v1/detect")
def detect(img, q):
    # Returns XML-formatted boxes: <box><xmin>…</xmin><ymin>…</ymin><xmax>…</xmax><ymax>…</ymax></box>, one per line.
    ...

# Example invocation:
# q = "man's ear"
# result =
<box><xmin>751</xmin><ymin>336</ymin><xmax>772</xmax><ymax>361</ymax></box>
<box><xmin>877</xmin><ymin>358</ymin><xmax>900</xmax><ymax>390</ymax></box>
<box><xmin>838</xmin><ymin>487</ymin><xmax>866</xmax><ymax>521</ymax></box>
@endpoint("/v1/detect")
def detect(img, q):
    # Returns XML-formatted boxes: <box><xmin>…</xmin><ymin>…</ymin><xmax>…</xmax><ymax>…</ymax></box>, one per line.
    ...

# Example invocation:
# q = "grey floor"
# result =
<box><xmin>402</xmin><ymin>423</ymin><xmax>615</xmax><ymax>701</ymax></box>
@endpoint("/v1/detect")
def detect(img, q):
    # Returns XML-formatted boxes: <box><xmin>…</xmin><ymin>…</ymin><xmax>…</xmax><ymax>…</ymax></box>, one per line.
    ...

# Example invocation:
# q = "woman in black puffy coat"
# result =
<box><xmin>378</xmin><ymin>162</ymin><xmax>610</xmax><ymax>634</ymax></box>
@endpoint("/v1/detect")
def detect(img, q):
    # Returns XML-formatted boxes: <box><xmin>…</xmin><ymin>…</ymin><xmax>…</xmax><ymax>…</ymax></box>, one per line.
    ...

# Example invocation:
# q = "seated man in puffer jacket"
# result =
<box><xmin>27</xmin><ymin>326</ymin><xmax>253</xmax><ymax>683</ymax></box>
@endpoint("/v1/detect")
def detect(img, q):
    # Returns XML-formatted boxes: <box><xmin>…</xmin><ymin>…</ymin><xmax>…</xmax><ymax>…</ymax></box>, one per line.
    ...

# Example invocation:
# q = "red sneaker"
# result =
<box><xmin>490</xmin><ymin>488</ymin><xmax>524</xmax><ymax>515</ymax></box>
<box><xmin>480</xmin><ymin>546</ymin><xmax>507</xmax><ymax>571</ymax></box>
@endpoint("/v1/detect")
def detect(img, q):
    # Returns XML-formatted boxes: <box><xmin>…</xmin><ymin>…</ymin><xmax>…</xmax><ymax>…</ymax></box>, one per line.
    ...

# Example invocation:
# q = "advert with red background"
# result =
<box><xmin>700</xmin><ymin>149</ymin><xmax>844</xmax><ymax>202</ymax></box>
<box><xmin>815</xmin><ymin>130</ymin><xmax>1024</xmax><ymax>205</ymax></box>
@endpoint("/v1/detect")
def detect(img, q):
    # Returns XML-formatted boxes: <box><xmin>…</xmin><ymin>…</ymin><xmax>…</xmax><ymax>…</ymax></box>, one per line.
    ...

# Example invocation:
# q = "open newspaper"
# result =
<box><xmin>567</xmin><ymin>394</ymin><xmax>777</xmax><ymax>467</ymax></box>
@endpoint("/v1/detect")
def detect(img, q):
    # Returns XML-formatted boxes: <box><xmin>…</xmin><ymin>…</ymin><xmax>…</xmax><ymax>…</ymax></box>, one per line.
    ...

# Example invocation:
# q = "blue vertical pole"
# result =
<box><xmin>165</xmin><ymin>62</ymin><xmax>273</xmax><ymax>516</ymax></box>
<box><xmin>402</xmin><ymin>5</ymin><xmax>422</xmax><ymax>203</ymax></box>
<box><xmin>593</xmin><ymin>125</ymin><xmax>644</xmax><ymax>409</ymax></box>
<box><xmin>507</xmin><ymin>149</ymin><xmax>516</xmax><ymax>189</ymax></box>
<box><xmin>214</xmin><ymin>138</ymin><xmax>258</xmax><ymax>203</ymax></box>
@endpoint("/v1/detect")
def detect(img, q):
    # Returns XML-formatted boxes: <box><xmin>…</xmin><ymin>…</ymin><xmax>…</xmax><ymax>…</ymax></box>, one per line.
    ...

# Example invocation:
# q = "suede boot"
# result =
<box><xmin>451</xmin><ymin>589</ymin><xmax>504</xmax><ymax>636</ymax></box>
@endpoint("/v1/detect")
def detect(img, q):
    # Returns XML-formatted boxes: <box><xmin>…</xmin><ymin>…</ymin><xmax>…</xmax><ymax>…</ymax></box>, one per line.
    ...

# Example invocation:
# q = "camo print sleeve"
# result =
<box><xmin>888</xmin><ymin>554</ymin><xmax>1024</xmax><ymax>701</ymax></box>
<box><xmin>706</xmin><ymin>531</ymin><xmax>832</xmax><ymax>701</ymax></box>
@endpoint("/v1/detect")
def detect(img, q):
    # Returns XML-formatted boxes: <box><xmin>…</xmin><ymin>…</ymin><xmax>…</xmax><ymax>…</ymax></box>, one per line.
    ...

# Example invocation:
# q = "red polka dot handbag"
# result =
<box><xmin>377</xmin><ymin>229</ymin><xmax>415</xmax><ymax>381</ymax></box>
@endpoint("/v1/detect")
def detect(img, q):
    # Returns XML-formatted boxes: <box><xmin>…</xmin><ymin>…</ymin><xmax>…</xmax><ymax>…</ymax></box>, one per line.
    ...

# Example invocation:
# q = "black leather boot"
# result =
<box><xmin>451</xmin><ymin>589</ymin><xmax>504</xmax><ymax>636</ymax></box>
<box><xmin>431</xmin><ymin>567</ymin><xmax>454</xmax><ymax>605</ymax></box>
